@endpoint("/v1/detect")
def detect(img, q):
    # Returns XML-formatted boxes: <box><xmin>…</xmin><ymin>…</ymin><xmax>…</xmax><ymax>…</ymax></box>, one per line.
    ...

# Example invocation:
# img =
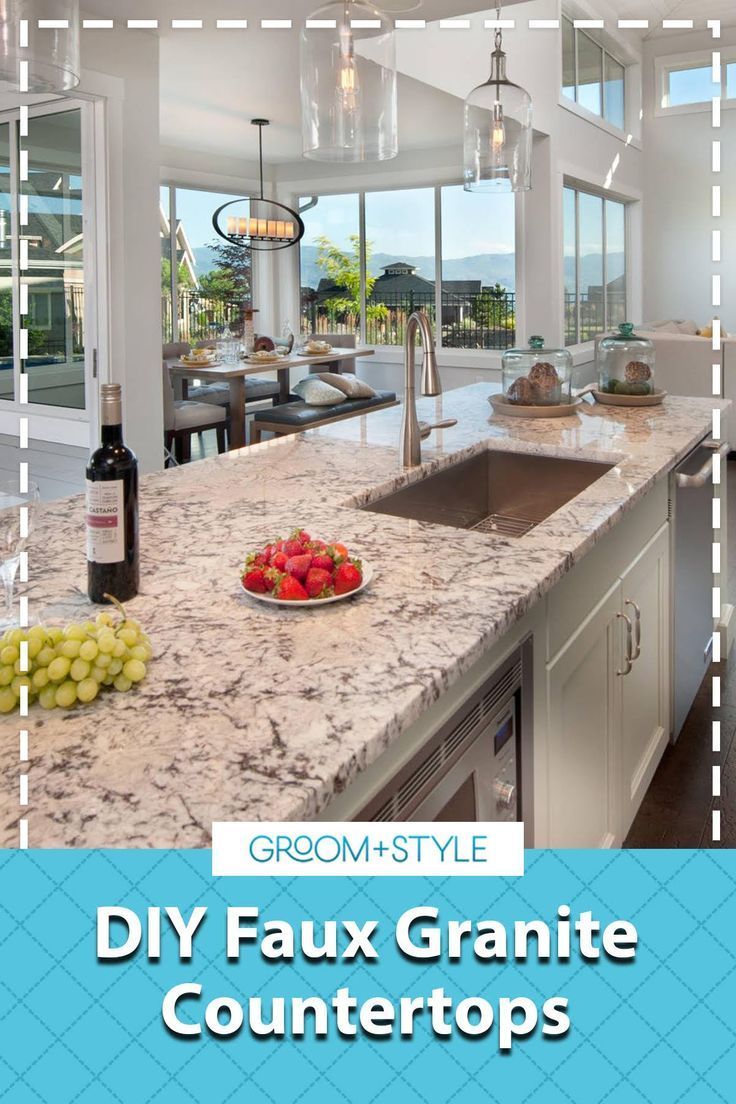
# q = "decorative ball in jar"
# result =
<box><xmin>502</xmin><ymin>336</ymin><xmax>573</xmax><ymax>406</ymax></box>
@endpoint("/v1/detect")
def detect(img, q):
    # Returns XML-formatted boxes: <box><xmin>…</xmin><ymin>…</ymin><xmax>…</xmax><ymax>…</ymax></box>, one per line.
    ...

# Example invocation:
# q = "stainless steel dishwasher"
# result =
<box><xmin>672</xmin><ymin>437</ymin><xmax>729</xmax><ymax>738</ymax></box>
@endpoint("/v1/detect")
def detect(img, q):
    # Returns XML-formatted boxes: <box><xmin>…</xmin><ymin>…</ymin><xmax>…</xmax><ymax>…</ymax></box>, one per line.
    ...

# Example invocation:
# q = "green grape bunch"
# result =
<box><xmin>0</xmin><ymin>595</ymin><xmax>153</xmax><ymax>714</ymax></box>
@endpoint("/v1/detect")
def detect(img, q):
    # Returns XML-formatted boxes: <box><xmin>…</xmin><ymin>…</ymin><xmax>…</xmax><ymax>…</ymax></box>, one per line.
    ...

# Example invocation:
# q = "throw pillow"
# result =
<box><xmin>317</xmin><ymin>372</ymin><xmax>376</xmax><ymax>399</ymax></box>
<box><xmin>293</xmin><ymin>378</ymin><xmax>347</xmax><ymax>406</ymax></box>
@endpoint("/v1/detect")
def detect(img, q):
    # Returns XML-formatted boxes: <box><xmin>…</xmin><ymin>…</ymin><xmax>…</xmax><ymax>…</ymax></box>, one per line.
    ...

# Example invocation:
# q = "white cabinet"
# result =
<box><xmin>546</xmin><ymin>523</ymin><xmax>670</xmax><ymax>847</ymax></box>
<box><xmin>620</xmin><ymin>525</ymin><xmax>670</xmax><ymax>836</ymax></box>
<box><xmin>547</xmin><ymin>584</ymin><xmax>622</xmax><ymax>848</ymax></box>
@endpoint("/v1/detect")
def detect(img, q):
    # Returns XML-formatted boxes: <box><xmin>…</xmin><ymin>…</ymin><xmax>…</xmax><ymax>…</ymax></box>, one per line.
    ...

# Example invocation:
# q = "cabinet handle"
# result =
<box><xmin>625</xmin><ymin>599</ymin><xmax>641</xmax><ymax>661</ymax></box>
<box><xmin>616</xmin><ymin>611</ymin><xmax>634</xmax><ymax>676</ymax></box>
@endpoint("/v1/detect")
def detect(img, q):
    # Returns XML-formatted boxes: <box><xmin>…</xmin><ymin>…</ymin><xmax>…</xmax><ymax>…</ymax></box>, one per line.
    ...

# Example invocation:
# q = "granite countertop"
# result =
<box><xmin>0</xmin><ymin>384</ymin><xmax>720</xmax><ymax>847</ymax></box>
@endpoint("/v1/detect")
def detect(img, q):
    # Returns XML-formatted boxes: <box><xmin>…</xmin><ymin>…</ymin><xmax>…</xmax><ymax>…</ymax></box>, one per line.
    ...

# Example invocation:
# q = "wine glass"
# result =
<box><xmin>0</xmin><ymin>478</ymin><xmax>40</xmax><ymax>631</ymax></box>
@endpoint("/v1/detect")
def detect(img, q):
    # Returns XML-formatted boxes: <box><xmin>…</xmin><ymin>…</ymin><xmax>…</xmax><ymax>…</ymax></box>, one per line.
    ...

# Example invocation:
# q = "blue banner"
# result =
<box><xmin>1</xmin><ymin>849</ymin><xmax>734</xmax><ymax>1103</ymax></box>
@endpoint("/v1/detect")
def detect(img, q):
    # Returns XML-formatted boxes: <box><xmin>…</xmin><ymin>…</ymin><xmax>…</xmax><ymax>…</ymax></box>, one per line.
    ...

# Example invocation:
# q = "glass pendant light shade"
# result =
<box><xmin>300</xmin><ymin>0</ymin><xmax>397</xmax><ymax>162</ymax></box>
<box><xmin>464</xmin><ymin>39</ymin><xmax>532</xmax><ymax>193</ymax></box>
<box><xmin>0</xmin><ymin>0</ymin><xmax>80</xmax><ymax>93</ymax></box>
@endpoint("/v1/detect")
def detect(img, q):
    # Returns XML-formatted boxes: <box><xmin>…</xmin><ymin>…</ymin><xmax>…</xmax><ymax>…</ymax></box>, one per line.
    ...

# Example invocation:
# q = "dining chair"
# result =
<box><xmin>307</xmin><ymin>332</ymin><xmax>357</xmax><ymax>374</ymax></box>
<box><xmin>162</xmin><ymin>361</ymin><xmax>228</xmax><ymax>464</ymax></box>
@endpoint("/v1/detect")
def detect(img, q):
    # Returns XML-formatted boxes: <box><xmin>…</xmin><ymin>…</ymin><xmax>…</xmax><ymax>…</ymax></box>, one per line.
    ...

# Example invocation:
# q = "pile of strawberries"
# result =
<box><xmin>242</xmin><ymin>528</ymin><xmax>363</xmax><ymax>602</ymax></box>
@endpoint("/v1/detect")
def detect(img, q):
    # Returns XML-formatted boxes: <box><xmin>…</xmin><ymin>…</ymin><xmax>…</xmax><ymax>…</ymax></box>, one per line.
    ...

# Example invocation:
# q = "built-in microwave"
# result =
<box><xmin>356</xmin><ymin>637</ymin><xmax>533</xmax><ymax>842</ymax></box>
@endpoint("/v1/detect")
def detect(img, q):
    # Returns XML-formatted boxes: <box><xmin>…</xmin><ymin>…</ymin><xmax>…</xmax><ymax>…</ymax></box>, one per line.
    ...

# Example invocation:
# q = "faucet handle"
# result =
<box><xmin>418</xmin><ymin>418</ymin><xmax>458</xmax><ymax>440</ymax></box>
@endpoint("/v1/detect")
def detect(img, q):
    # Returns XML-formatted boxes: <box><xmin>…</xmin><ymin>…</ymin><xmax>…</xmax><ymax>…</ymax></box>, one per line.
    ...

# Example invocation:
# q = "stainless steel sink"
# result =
<box><xmin>361</xmin><ymin>450</ymin><xmax>614</xmax><ymax>537</ymax></box>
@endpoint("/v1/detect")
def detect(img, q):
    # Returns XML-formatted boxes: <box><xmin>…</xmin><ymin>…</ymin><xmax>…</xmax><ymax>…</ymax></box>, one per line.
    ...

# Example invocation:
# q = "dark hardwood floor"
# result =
<box><xmin>625</xmin><ymin>461</ymin><xmax>736</xmax><ymax>849</ymax></box>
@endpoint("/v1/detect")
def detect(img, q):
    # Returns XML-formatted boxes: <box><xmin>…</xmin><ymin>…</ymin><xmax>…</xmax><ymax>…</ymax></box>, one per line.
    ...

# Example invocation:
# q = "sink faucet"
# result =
<box><xmin>401</xmin><ymin>311</ymin><xmax>455</xmax><ymax>467</ymax></box>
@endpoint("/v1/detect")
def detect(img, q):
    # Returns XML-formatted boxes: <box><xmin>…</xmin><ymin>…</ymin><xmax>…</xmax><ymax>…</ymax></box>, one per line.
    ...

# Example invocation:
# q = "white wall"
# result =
<box><xmin>81</xmin><ymin>30</ymin><xmax>163</xmax><ymax>472</ymax></box>
<box><xmin>642</xmin><ymin>29</ymin><xmax>736</xmax><ymax>332</ymax></box>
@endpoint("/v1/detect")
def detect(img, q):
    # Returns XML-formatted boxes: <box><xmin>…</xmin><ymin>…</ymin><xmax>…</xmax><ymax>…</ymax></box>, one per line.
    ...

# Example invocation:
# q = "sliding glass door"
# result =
<box><xmin>0</xmin><ymin>99</ymin><xmax>98</xmax><ymax>438</ymax></box>
<box><xmin>24</xmin><ymin>108</ymin><xmax>85</xmax><ymax>409</ymax></box>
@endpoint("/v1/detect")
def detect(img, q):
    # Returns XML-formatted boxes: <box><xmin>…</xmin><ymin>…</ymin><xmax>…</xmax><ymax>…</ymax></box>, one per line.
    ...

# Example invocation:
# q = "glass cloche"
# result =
<box><xmin>502</xmin><ymin>336</ymin><xmax>573</xmax><ymax>406</ymax></box>
<box><xmin>597</xmin><ymin>323</ymin><xmax>656</xmax><ymax>396</ymax></box>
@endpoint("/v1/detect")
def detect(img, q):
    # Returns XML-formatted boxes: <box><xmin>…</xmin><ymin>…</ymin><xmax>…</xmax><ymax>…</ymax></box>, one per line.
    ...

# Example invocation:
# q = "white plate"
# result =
<box><xmin>302</xmin><ymin>345</ymin><xmax>333</xmax><ymax>356</ymax></box>
<box><xmin>242</xmin><ymin>559</ymin><xmax>373</xmax><ymax>607</ymax></box>
<box><xmin>243</xmin><ymin>354</ymin><xmax>286</xmax><ymax>364</ymax></box>
<box><xmin>181</xmin><ymin>357</ymin><xmax>219</xmax><ymax>368</ymax></box>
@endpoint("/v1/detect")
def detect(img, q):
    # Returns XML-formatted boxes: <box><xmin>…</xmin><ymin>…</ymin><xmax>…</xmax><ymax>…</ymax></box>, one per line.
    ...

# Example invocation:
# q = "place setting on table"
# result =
<box><xmin>167</xmin><ymin>336</ymin><xmax>375</xmax><ymax>450</ymax></box>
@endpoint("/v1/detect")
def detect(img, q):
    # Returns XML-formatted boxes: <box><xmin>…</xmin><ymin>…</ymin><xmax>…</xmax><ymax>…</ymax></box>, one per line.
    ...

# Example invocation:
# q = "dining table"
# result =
<box><xmin>168</xmin><ymin>346</ymin><xmax>376</xmax><ymax>449</ymax></box>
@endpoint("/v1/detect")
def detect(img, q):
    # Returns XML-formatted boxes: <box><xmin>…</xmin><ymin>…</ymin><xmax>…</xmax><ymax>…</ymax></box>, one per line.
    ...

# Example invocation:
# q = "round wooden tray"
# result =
<box><xmin>592</xmin><ymin>389</ymin><xmax>666</xmax><ymax>407</ymax></box>
<box><xmin>489</xmin><ymin>395</ymin><xmax>583</xmax><ymax>418</ymax></box>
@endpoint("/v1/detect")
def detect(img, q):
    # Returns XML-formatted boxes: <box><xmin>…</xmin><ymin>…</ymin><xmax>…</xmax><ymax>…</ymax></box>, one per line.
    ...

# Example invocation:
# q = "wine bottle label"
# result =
<box><xmin>86</xmin><ymin>479</ymin><xmax>124</xmax><ymax>564</ymax></box>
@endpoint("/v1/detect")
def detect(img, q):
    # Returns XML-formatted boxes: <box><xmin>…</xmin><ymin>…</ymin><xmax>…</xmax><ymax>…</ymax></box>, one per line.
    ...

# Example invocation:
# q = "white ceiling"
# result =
<box><xmin>85</xmin><ymin>0</ymin><xmax>530</xmax><ymax>163</ymax></box>
<box><xmin>83</xmin><ymin>0</ymin><xmax>729</xmax><ymax>165</ymax></box>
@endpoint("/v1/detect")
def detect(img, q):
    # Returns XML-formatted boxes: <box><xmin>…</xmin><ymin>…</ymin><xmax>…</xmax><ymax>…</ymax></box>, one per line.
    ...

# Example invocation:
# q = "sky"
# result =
<box><xmin>300</xmin><ymin>186</ymin><xmax>516</xmax><ymax>259</ymax></box>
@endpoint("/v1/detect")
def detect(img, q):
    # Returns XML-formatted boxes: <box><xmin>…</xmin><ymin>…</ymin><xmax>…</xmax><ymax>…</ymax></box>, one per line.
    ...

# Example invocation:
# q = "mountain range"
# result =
<box><xmin>193</xmin><ymin>244</ymin><xmax>624</xmax><ymax>296</ymax></box>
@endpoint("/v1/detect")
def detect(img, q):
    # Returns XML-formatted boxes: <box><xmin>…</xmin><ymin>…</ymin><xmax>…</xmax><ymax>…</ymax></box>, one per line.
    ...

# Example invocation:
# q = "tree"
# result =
<box><xmin>470</xmin><ymin>282</ymin><xmax>514</xmax><ymax>329</ymax></box>
<box><xmin>315</xmin><ymin>234</ymin><xmax>387</xmax><ymax>328</ymax></box>
<box><xmin>161</xmin><ymin>257</ymin><xmax>195</xmax><ymax>294</ymax></box>
<box><xmin>197</xmin><ymin>238</ymin><xmax>252</xmax><ymax>303</ymax></box>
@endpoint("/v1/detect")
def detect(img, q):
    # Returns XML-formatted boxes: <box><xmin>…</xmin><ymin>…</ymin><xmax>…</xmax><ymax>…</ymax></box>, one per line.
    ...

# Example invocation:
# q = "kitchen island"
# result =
<box><xmin>0</xmin><ymin>384</ymin><xmax>724</xmax><ymax>848</ymax></box>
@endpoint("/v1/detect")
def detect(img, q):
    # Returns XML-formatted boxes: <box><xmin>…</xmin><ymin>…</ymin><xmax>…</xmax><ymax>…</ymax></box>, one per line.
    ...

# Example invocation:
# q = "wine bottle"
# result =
<box><xmin>86</xmin><ymin>383</ymin><xmax>139</xmax><ymax>604</ymax></box>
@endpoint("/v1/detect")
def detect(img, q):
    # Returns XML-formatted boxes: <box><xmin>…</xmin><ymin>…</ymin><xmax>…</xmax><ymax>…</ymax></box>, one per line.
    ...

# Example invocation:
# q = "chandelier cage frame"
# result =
<box><xmin>211</xmin><ymin>120</ymin><xmax>305</xmax><ymax>251</ymax></box>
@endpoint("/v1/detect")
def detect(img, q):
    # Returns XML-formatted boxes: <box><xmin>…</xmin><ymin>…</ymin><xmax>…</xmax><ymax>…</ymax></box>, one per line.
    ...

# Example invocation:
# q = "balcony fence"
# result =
<box><xmin>300</xmin><ymin>289</ymin><xmax>517</xmax><ymax>350</ymax></box>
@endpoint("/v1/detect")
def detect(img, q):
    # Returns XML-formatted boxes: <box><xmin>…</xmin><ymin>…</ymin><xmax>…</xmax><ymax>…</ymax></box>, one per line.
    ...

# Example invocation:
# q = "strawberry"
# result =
<box><xmin>243</xmin><ymin>568</ymin><xmax>268</xmax><ymax>593</ymax></box>
<box><xmin>311</xmin><ymin>553</ymin><xmax>335</xmax><ymax>573</ymax></box>
<box><xmin>283</xmin><ymin>539</ymin><xmax>305</xmax><ymax>558</ymax></box>
<box><xmin>295</xmin><ymin>529</ymin><xmax>311</xmax><ymax>544</ymax></box>
<box><xmin>285</xmin><ymin>553</ymin><xmax>312</xmax><ymax>580</ymax></box>
<box><xmin>333</xmin><ymin>560</ymin><xmax>362</xmax><ymax>595</ymax></box>
<box><xmin>270</xmin><ymin>551</ymin><xmax>288</xmax><ymax>571</ymax></box>
<box><xmin>245</xmin><ymin>550</ymin><xmax>269</xmax><ymax>569</ymax></box>
<box><xmin>307</xmin><ymin>539</ymin><xmax>327</xmax><ymax>552</ymax></box>
<box><xmin>328</xmin><ymin>542</ymin><xmax>349</xmax><ymax>564</ymax></box>
<box><xmin>263</xmin><ymin>568</ymin><xmax>283</xmax><ymax>592</ymax></box>
<box><xmin>305</xmin><ymin>567</ymin><xmax>333</xmax><ymax>599</ymax></box>
<box><xmin>275</xmin><ymin>575</ymin><xmax>308</xmax><ymax>601</ymax></box>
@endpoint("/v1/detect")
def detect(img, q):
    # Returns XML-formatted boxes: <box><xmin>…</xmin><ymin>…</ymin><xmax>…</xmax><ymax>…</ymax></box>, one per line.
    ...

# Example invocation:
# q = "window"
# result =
<box><xmin>299</xmin><ymin>191</ymin><xmax>359</xmax><ymax>340</ymax></box>
<box><xmin>24</xmin><ymin>108</ymin><xmax>85</xmax><ymax>409</ymax></box>
<box><xmin>365</xmin><ymin>188</ymin><xmax>434</xmax><ymax>346</ymax></box>
<box><xmin>561</xmin><ymin>17</ymin><xmax>627</xmax><ymax>130</ymax></box>
<box><xmin>299</xmin><ymin>186</ymin><xmax>515</xmax><ymax>350</ymax></box>
<box><xmin>564</xmin><ymin>184</ymin><xmax>627</xmax><ymax>346</ymax></box>
<box><xmin>656</xmin><ymin>53</ymin><xmax>736</xmax><ymax>113</ymax></box>
<box><xmin>160</xmin><ymin>184</ymin><xmax>251</xmax><ymax>343</ymax></box>
<box><xmin>667</xmin><ymin>64</ymin><xmax>714</xmax><ymax>106</ymax></box>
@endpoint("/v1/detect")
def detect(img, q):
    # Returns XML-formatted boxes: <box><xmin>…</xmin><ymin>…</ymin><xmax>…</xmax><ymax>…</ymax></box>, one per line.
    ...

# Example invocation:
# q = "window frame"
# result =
<box><xmin>655</xmin><ymin>49</ymin><xmax>736</xmax><ymax>116</ymax></box>
<box><xmin>563</xmin><ymin>182</ymin><xmax>628</xmax><ymax>349</ymax></box>
<box><xmin>296</xmin><ymin>180</ymin><xmax>517</xmax><ymax>353</ymax></box>
<box><xmin>159</xmin><ymin>181</ymin><xmax>259</xmax><ymax>344</ymax></box>
<box><xmin>561</xmin><ymin>16</ymin><xmax>627</xmax><ymax>131</ymax></box>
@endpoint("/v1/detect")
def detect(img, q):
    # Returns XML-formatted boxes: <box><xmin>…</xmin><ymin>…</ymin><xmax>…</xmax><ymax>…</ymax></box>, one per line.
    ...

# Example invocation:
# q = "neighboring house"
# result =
<box><xmin>160</xmin><ymin>204</ymin><xmax>199</xmax><ymax>288</ymax></box>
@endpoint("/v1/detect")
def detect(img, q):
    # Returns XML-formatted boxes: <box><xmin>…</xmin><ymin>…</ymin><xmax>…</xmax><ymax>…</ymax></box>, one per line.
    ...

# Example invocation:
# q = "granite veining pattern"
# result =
<box><xmin>1</xmin><ymin>384</ymin><xmax>722</xmax><ymax>847</ymax></box>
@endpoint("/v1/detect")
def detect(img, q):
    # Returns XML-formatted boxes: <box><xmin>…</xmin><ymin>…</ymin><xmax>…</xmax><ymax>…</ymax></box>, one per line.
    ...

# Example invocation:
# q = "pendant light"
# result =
<box><xmin>300</xmin><ymin>0</ymin><xmax>397</xmax><ymax>162</ymax></box>
<box><xmin>463</xmin><ymin>6</ymin><xmax>532</xmax><ymax>193</ymax></box>
<box><xmin>212</xmin><ymin>121</ymin><xmax>305</xmax><ymax>251</ymax></box>
<box><xmin>0</xmin><ymin>0</ymin><xmax>80</xmax><ymax>92</ymax></box>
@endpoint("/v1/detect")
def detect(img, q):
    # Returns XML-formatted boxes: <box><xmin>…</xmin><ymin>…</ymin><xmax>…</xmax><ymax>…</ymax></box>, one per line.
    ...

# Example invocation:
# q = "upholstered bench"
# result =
<box><xmin>250</xmin><ymin>390</ymin><xmax>398</xmax><ymax>444</ymax></box>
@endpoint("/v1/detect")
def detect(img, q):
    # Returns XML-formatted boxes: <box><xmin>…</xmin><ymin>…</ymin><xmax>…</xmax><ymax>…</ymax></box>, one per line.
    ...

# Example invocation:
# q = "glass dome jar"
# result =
<box><xmin>501</xmin><ymin>336</ymin><xmax>573</xmax><ymax>406</ymax></box>
<box><xmin>597</xmin><ymin>323</ymin><xmax>656</xmax><ymax>396</ymax></box>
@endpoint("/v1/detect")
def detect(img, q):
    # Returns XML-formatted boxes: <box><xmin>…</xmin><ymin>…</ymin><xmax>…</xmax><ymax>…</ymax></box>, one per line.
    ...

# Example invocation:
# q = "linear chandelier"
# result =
<box><xmin>212</xmin><ymin>120</ymin><xmax>305</xmax><ymax>251</ymax></box>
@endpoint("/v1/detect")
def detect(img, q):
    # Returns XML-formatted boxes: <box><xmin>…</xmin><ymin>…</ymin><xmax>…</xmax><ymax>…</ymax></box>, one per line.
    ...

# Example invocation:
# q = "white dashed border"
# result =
<box><xmin>18</xmin><ymin>19</ymin><xmax>29</xmax><ymax>851</ymax></box>
<box><xmin>15</xmin><ymin>15</ymin><xmax>725</xmax><ymax>847</ymax></box>
<box><xmin>710</xmin><ymin>21</ymin><xmax>722</xmax><ymax>844</ymax></box>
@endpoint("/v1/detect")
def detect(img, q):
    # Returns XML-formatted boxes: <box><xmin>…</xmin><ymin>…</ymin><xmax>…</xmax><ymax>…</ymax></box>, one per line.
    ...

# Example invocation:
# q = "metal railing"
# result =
<box><xmin>301</xmin><ymin>288</ymin><xmax>516</xmax><ymax>350</ymax></box>
<box><xmin>162</xmin><ymin>291</ymin><xmax>251</xmax><ymax>343</ymax></box>
<box><xmin>565</xmin><ymin>291</ymin><xmax>627</xmax><ymax>345</ymax></box>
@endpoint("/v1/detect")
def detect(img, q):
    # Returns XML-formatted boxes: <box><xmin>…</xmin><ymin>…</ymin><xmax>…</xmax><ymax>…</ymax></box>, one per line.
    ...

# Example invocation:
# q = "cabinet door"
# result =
<box><xmin>620</xmin><ymin>523</ymin><xmax>670</xmax><ymax>835</ymax></box>
<box><xmin>546</xmin><ymin>584</ymin><xmax>622</xmax><ymax>848</ymax></box>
